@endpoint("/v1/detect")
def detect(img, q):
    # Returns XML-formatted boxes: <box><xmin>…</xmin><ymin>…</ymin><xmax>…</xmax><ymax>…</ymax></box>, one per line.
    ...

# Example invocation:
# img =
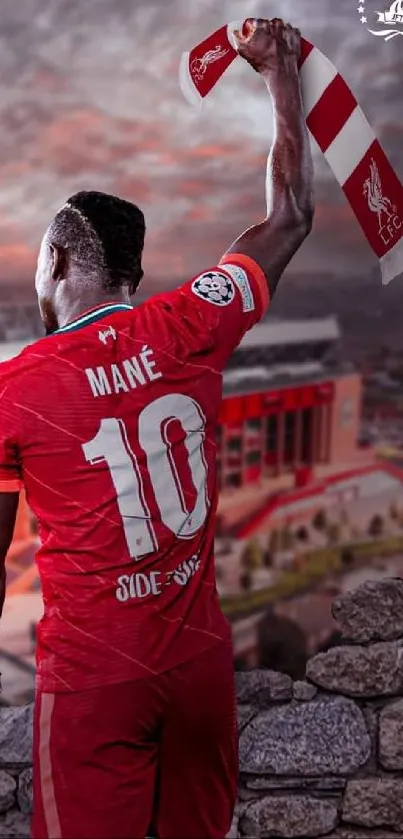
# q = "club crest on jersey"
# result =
<box><xmin>191</xmin><ymin>271</ymin><xmax>235</xmax><ymax>306</ymax></box>
<box><xmin>98</xmin><ymin>325</ymin><xmax>117</xmax><ymax>344</ymax></box>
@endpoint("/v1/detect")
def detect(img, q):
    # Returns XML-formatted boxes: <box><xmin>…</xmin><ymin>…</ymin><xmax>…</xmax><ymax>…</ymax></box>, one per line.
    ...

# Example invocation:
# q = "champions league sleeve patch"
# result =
<box><xmin>191</xmin><ymin>271</ymin><xmax>235</xmax><ymax>306</ymax></box>
<box><xmin>219</xmin><ymin>263</ymin><xmax>255</xmax><ymax>312</ymax></box>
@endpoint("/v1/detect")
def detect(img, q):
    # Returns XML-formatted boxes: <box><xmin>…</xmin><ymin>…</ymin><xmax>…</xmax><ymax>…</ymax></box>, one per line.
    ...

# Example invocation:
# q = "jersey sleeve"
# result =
<box><xmin>155</xmin><ymin>253</ymin><xmax>269</xmax><ymax>368</ymax></box>
<box><xmin>0</xmin><ymin>378</ymin><xmax>22</xmax><ymax>493</ymax></box>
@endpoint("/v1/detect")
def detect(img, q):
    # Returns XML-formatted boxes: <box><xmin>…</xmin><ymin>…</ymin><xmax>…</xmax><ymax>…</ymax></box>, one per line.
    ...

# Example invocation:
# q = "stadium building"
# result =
<box><xmin>218</xmin><ymin>316</ymin><xmax>362</xmax><ymax>491</ymax></box>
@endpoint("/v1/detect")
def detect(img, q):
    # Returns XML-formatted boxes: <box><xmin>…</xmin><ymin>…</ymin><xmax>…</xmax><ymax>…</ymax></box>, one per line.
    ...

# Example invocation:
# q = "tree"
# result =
<box><xmin>389</xmin><ymin>502</ymin><xmax>399</xmax><ymax>521</ymax></box>
<box><xmin>240</xmin><ymin>538</ymin><xmax>264</xmax><ymax>571</ymax></box>
<box><xmin>295</xmin><ymin>525</ymin><xmax>309</xmax><ymax>543</ymax></box>
<box><xmin>239</xmin><ymin>571</ymin><xmax>252</xmax><ymax>592</ymax></box>
<box><xmin>234</xmin><ymin>655</ymin><xmax>248</xmax><ymax>671</ymax></box>
<box><xmin>283</xmin><ymin>528</ymin><xmax>295</xmax><ymax>551</ymax></box>
<box><xmin>268</xmin><ymin>528</ymin><xmax>282</xmax><ymax>555</ymax></box>
<box><xmin>368</xmin><ymin>514</ymin><xmax>384</xmax><ymax>538</ymax></box>
<box><xmin>326</xmin><ymin>522</ymin><xmax>341</xmax><ymax>545</ymax></box>
<box><xmin>263</xmin><ymin>551</ymin><xmax>274</xmax><ymax>569</ymax></box>
<box><xmin>313</xmin><ymin>509</ymin><xmax>328</xmax><ymax>532</ymax></box>
<box><xmin>257</xmin><ymin>611</ymin><xmax>308</xmax><ymax>680</ymax></box>
<box><xmin>341</xmin><ymin>547</ymin><xmax>355</xmax><ymax>568</ymax></box>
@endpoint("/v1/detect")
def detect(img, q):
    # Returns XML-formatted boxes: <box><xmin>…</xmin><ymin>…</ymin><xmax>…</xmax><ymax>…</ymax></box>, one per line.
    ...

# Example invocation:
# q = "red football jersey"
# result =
<box><xmin>0</xmin><ymin>254</ymin><xmax>268</xmax><ymax>692</ymax></box>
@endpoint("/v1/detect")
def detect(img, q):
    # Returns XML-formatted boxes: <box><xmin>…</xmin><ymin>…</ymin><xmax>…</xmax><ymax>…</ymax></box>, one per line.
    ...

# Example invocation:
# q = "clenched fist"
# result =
<box><xmin>234</xmin><ymin>18</ymin><xmax>301</xmax><ymax>77</ymax></box>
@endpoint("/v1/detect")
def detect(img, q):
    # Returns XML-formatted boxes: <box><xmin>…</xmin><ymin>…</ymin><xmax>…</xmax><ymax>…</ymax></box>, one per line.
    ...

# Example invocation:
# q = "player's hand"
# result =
<box><xmin>234</xmin><ymin>18</ymin><xmax>301</xmax><ymax>77</ymax></box>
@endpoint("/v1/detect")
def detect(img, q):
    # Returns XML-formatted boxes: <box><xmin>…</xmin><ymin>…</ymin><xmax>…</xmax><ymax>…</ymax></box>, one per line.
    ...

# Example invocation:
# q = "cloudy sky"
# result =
<box><xmin>0</xmin><ymin>0</ymin><xmax>402</xmax><ymax>295</ymax></box>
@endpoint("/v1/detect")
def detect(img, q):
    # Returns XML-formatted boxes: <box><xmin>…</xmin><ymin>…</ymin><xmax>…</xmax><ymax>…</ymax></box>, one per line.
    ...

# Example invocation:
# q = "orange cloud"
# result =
<box><xmin>0</xmin><ymin>243</ymin><xmax>37</xmax><ymax>276</ymax></box>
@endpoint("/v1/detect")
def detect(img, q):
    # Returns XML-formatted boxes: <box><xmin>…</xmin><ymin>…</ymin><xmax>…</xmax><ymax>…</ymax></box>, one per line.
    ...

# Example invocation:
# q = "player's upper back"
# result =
<box><xmin>0</xmin><ymin>255</ymin><xmax>268</xmax><ymax>562</ymax></box>
<box><xmin>2</xmin><ymin>252</ymin><xmax>269</xmax><ymax>446</ymax></box>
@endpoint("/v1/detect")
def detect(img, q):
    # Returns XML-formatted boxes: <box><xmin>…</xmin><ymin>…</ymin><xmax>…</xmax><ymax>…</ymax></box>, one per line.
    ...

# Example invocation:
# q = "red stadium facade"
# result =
<box><xmin>217</xmin><ymin>316</ymin><xmax>362</xmax><ymax>492</ymax></box>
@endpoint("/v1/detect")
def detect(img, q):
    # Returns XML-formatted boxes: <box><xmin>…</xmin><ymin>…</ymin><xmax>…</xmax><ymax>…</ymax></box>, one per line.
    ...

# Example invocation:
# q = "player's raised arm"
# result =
<box><xmin>223</xmin><ymin>18</ymin><xmax>314</xmax><ymax>298</ymax></box>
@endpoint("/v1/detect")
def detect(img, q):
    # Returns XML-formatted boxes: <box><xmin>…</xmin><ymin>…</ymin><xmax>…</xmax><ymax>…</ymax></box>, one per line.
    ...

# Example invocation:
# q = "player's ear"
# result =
<box><xmin>50</xmin><ymin>243</ymin><xmax>68</xmax><ymax>282</ymax></box>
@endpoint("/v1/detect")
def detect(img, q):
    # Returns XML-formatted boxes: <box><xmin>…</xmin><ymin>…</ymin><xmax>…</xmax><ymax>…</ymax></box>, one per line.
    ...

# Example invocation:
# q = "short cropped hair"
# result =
<box><xmin>48</xmin><ymin>191</ymin><xmax>145</xmax><ymax>294</ymax></box>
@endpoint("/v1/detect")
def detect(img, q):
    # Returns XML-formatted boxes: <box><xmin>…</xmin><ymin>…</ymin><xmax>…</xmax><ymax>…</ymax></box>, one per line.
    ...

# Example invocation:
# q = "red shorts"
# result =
<box><xmin>32</xmin><ymin>640</ymin><xmax>238</xmax><ymax>839</ymax></box>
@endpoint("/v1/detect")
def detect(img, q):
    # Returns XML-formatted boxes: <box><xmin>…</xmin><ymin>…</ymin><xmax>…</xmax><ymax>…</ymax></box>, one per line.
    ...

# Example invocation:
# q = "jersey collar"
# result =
<box><xmin>55</xmin><ymin>302</ymin><xmax>133</xmax><ymax>334</ymax></box>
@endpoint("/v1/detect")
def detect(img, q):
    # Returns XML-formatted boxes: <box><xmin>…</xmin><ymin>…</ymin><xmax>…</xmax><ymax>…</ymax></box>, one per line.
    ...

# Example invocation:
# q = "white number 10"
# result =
<box><xmin>82</xmin><ymin>394</ymin><xmax>209</xmax><ymax>560</ymax></box>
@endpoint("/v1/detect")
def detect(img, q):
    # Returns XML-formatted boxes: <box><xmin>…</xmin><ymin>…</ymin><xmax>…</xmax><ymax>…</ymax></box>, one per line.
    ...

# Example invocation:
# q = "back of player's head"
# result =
<box><xmin>48</xmin><ymin>191</ymin><xmax>145</xmax><ymax>295</ymax></box>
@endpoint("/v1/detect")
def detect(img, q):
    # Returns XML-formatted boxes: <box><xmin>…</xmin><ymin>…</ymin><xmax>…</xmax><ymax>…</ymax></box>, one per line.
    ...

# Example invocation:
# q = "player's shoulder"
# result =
<box><xmin>135</xmin><ymin>253</ymin><xmax>264</xmax><ymax>309</ymax></box>
<box><xmin>161</xmin><ymin>254</ymin><xmax>267</xmax><ymax>318</ymax></box>
<box><xmin>128</xmin><ymin>253</ymin><xmax>268</xmax><ymax>354</ymax></box>
<box><xmin>140</xmin><ymin>264</ymin><xmax>239</xmax><ymax>313</ymax></box>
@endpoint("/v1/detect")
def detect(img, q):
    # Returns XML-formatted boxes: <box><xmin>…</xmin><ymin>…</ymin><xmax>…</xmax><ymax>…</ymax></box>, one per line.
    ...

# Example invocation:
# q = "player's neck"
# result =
<box><xmin>58</xmin><ymin>290</ymin><xmax>131</xmax><ymax>329</ymax></box>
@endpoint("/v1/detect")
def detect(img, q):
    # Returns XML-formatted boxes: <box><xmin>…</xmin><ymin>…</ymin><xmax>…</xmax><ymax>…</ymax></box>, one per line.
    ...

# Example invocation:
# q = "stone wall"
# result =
<box><xmin>2</xmin><ymin>579</ymin><xmax>403</xmax><ymax>838</ymax></box>
<box><xmin>0</xmin><ymin>702</ymin><xmax>32</xmax><ymax>838</ymax></box>
<box><xmin>234</xmin><ymin>579</ymin><xmax>403</xmax><ymax>838</ymax></box>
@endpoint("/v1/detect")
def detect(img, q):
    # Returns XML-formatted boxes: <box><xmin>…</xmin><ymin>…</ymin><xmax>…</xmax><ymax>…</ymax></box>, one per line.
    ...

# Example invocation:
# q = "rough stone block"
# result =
<box><xmin>239</xmin><ymin>696</ymin><xmax>370</xmax><ymax>775</ymax></box>
<box><xmin>332</xmin><ymin>579</ymin><xmax>403</xmax><ymax>643</ymax></box>
<box><xmin>379</xmin><ymin>698</ymin><xmax>403</xmax><ymax>770</ymax></box>
<box><xmin>293</xmin><ymin>681</ymin><xmax>318</xmax><ymax>702</ymax></box>
<box><xmin>0</xmin><ymin>809</ymin><xmax>30</xmax><ymax>838</ymax></box>
<box><xmin>235</xmin><ymin>670</ymin><xmax>292</xmax><ymax>706</ymax></box>
<box><xmin>0</xmin><ymin>773</ymin><xmax>15</xmax><ymax>814</ymax></box>
<box><xmin>306</xmin><ymin>642</ymin><xmax>403</xmax><ymax>697</ymax></box>
<box><xmin>241</xmin><ymin>795</ymin><xmax>339</xmax><ymax>838</ymax></box>
<box><xmin>17</xmin><ymin>769</ymin><xmax>32</xmax><ymax>816</ymax></box>
<box><xmin>0</xmin><ymin>707</ymin><xmax>33</xmax><ymax>766</ymax></box>
<box><xmin>343</xmin><ymin>778</ymin><xmax>403</xmax><ymax>831</ymax></box>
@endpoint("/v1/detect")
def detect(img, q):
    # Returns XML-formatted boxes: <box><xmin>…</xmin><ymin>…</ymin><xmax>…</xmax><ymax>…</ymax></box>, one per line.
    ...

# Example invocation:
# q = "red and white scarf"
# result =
<box><xmin>179</xmin><ymin>22</ymin><xmax>403</xmax><ymax>286</ymax></box>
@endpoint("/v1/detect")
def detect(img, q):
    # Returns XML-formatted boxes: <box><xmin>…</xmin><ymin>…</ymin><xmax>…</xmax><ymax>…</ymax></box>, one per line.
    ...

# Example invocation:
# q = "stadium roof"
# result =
<box><xmin>239</xmin><ymin>316</ymin><xmax>340</xmax><ymax>350</ymax></box>
<box><xmin>0</xmin><ymin>317</ymin><xmax>341</xmax><ymax>365</ymax></box>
